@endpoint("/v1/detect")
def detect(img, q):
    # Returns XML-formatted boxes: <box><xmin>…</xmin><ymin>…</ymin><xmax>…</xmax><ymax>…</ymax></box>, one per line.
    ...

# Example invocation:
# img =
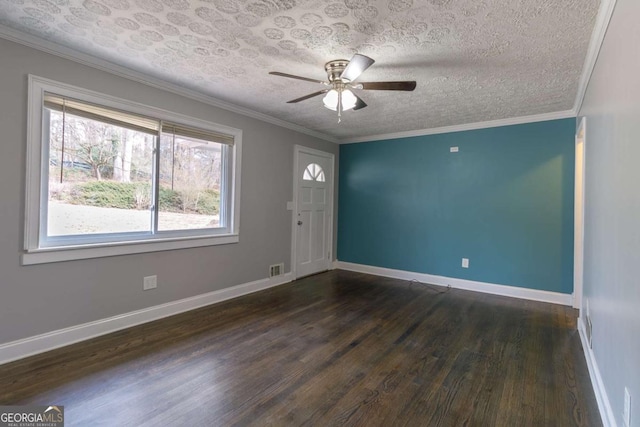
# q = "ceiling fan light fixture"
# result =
<box><xmin>322</xmin><ymin>89</ymin><xmax>338</xmax><ymax>110</ymax></box>
<box><xmin>342</xmin><ymin>89</ymin><xmax>357</xmax><ymax>111</ymax></box>
<box><xmin>322</xmin><ymin>89</ymin><xmax>357</xmax><ymax>111</ymax></box>
<box><xmin>270</xmin><ymin>54</ymin><xmax>416</xmax><ymax>121</ymax></box>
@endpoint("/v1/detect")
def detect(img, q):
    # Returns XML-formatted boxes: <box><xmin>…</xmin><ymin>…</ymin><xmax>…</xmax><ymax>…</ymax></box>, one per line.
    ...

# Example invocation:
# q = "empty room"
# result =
<box><xmin>0</xmin><ymin>0</ymin><xmax>638</xmax><ymax>425</ymax></box>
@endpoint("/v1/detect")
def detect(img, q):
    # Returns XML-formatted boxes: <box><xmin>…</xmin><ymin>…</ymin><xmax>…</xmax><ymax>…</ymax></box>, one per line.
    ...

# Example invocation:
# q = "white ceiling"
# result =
<box><xmin>0</xmin><ymin>0</ymin><xmax>600</xmax><ymax>141</ymax></box>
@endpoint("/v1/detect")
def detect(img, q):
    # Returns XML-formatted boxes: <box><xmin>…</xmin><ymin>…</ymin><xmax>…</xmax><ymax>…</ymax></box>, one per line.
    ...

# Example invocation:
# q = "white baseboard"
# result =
<box><xmin>0</xmin><ymin>272</ymin><xmax>293</xmax><ymax>366</ymax></box>
<box><xmin>334</xmin><ymin>261</ymin><xmax>573</xmax><ymax>306</ymax></box>
<box><xmin>578</xmin><ymin>317</ymin><xmax>617</xmax><ymax>427</ymax></box>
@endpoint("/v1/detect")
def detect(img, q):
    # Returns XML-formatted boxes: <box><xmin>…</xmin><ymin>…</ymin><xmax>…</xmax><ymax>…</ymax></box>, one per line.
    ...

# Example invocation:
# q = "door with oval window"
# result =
<box><xmin>294</xmin><ymin>146</ymin><xmax>333</xmax><ymax>278</ymax></box>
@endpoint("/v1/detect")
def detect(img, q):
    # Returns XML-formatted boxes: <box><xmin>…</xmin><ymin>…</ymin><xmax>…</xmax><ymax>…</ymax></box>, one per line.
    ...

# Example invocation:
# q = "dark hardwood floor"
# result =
<box><xmin>0</xmin><ymin>270</ymin><xmax>601</xmax><ymax>426</ymax></box>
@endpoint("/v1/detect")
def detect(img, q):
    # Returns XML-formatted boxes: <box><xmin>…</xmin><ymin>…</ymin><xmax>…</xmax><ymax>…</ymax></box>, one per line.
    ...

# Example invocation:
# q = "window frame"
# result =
<box><xmin>23</xmin><ymin>75</ymin><xmax>242</xmax><ymax>265</ymax></box>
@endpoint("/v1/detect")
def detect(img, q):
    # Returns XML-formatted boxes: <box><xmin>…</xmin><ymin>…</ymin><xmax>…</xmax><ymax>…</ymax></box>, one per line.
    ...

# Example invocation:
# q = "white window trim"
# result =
<box><xmin>23</xmin><ymin>75</ymin><xmax>242</xmax><ymax>265</ymax></box>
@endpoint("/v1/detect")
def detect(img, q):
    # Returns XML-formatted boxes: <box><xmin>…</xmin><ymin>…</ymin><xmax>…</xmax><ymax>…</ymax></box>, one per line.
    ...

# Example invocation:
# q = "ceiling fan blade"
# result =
<box><xmin>353</xmin><ymin>94</ymin><xmax>367</xmax><ymax>111</ymax></box>
<box><xmin>269</xmin><ymin>71</ymin><xmax>326</xmax><ymax>85</ymax></box>
<box><xmin>340</xmin><ymin>54</ymin><xmax>375</xmax><ymax>82</ymax></box>
<box><xmin>286</xmin><ymin>89</ymin><xmax>329</xmax><ymax>103</ymax></box>
<box><xmin>358</xmin><ymin>81</ymin><xmax>417</xmax><ymax>91</ymax></box>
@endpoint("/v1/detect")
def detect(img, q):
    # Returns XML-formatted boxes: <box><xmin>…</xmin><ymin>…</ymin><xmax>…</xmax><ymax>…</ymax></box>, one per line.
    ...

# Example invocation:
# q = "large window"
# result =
<box><xmin>24</xmin><ymin>76</ymin><xmax>241</xmax><ymax>264</ymax></box>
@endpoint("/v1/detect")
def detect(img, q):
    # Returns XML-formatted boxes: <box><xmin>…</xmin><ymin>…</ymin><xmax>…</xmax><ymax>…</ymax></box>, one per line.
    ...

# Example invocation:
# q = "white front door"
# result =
<box><xmin>293</xmin><ymin>146</ymin><xmax>333</xmax><ymax>278</ymax></box>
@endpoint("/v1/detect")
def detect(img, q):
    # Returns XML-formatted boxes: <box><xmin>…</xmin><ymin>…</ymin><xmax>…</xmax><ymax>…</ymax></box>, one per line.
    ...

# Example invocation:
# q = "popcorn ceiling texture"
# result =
<box><xmin>0</xmin><ymin>0</ymin><xmax>599</xmax><ymax>139</ymax></box>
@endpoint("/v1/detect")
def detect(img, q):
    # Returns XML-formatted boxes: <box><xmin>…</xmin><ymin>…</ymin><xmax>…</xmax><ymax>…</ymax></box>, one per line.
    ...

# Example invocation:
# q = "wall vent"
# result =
<box><xmin>269</xmin><ymin>263</ymin><xmax>284</xmax><ymax>278</ymax></box>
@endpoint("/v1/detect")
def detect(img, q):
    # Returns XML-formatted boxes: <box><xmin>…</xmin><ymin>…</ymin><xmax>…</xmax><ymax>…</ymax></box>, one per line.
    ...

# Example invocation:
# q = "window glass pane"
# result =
<box><xmin>303</xmin><ymin>163</ymin><xmax>324</xmax><ymax>181</ymax></box>
<box><xmin>47</xmin><ymin>108</ymin><xmax>154</xmax><ymax>236</ymax></box>
<box><xmin>158</xmin><ymin>130</ymin><xmax>222</xmax><ymax>231</ymax></box>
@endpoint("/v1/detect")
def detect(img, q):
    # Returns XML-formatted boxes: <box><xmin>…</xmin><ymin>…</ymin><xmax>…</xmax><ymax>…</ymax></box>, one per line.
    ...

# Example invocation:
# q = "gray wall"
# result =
<box><xmin>579</xmin><ymin>0</ymin><xmax>640</xmax><ymax>424</ymax></box>
<box><xmin>0</xmin><ymin>38</ymin><xmax>339</xmax><ymax>345</ymax></box>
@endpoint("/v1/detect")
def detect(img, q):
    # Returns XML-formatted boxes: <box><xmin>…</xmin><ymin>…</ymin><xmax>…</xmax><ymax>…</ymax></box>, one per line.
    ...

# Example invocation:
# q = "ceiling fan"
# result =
<box><xmin>269</xmin><ymin>54</ymin><xmax>416</xmax><ymax>122</ymax></box>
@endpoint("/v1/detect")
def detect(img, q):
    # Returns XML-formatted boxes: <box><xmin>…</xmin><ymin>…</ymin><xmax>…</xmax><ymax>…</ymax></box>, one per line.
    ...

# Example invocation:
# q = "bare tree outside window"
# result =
<box><xmin>158</xmin><ymin>132</ymin><xmax>222</xmax><ymax>230</ymax></box>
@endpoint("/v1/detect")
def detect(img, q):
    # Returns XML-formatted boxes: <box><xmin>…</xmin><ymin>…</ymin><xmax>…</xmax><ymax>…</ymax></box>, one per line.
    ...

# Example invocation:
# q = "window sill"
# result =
<box><xmin>22</xmin><ymin>234</ymin><xmax>239</xmax><ymax>265</ymax></box>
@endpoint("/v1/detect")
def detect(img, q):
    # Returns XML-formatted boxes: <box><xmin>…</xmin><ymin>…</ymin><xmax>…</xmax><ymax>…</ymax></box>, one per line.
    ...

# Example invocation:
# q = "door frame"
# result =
<box><xmin>291</xmin><ymin>145</ymin><xmax>335</xmax><ymax>280</ymax></box>
<box><xmin>574</xmin><ymin>117</ymin><xmax>586</xmax><ymax>310</ymax></box>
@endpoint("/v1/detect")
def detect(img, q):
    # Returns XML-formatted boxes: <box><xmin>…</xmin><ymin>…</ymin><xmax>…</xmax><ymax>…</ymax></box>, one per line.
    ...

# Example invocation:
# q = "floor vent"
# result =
<box><xmin>269</xmin><ymin>263</ymin><xmax>284</xmax><ymax>278</ymax></box>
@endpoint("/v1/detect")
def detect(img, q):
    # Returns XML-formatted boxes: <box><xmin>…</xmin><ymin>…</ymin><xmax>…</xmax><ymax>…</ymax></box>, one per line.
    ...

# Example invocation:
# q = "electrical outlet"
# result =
<box><xmin>624</xmin><ymin>387</ymin><xmax>631</xmax><ymax>427</ymax></box>
<box><xmin>585</xmin><ymin>298</ymin><xmax>593</xmax><ymax>349</ymax></box>
<box><xmin>143</xmin><ymin>275</ymin><xmax>157</xmax><ymax>290</ymax></box>
<box><xmin>461</xmin><ymin>258</ymin><xmax>469</xmax><ymax>268</ymax></box>
<box><xmin>450</xmin><ymin>146</ymin><xmax>459</xmax><ymax>152</ymax></box>
<box><xmin>585</xmin><ymin>298</ymin><xmax>590</xmax><ymax>319</ymax></box>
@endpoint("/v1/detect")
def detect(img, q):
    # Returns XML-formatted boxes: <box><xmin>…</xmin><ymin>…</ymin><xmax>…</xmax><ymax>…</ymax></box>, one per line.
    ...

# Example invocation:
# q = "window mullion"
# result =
<box><xmin>152</xmin><ymin>133</ymin><xmax>161</xmax><ymax>234</ymax></box>
<box><xmin>220</xmin><ymin>145</ymin><xmax>229</xmax><ymax>229</ymax></box>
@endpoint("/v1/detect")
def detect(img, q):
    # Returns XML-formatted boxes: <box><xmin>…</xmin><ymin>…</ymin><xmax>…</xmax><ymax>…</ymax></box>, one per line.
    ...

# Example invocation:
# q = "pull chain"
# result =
<box><xmin>337</xmin><ymin>88</ymin><xmax>342</xmax><ymax>123</ymax></box>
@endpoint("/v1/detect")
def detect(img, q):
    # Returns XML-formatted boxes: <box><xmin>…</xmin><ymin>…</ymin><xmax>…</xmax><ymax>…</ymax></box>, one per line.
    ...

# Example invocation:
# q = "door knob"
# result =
<box><xmin>297</xmin><ymin>221</ymin><xmax>303</xmax><ymax>225</ymax></box>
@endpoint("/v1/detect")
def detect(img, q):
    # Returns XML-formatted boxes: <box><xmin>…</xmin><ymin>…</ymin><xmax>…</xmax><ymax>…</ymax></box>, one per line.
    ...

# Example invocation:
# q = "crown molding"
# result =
<box><xmin>340</xmin><ymin>109</ymin><xmax>576</xmax><ymax>144</ymax></box>
<box><xmin>0</xmin><ymin>25</ymin><xmax>339</xmax><ymax>144</ymax></box>
<box><xmin>573</xmin><ymin>0</ymin><xmax>618</xmax><ymax>114</ymax></box>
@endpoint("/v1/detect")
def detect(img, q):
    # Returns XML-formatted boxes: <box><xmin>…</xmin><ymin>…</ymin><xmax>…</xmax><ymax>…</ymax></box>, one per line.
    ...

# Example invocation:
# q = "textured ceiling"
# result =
<box><xmin>0</xmin><ymin>0</ymin><xmax>600</xmax><ymax>140</ymax></box>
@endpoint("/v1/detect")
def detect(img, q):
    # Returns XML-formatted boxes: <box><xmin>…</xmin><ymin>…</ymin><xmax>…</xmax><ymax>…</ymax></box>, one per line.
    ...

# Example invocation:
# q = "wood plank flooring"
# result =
<box><xmin>0</xmin><ymin>270</ymin><xmax>601</xmax><ymax>426</ymax></box>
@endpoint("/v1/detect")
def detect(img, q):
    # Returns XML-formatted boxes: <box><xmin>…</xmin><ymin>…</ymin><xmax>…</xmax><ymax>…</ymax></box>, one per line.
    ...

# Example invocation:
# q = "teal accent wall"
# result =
<box><xmin>338</xmin><ymin>119</ymin><xmax>575</xmax><ymax>293</ymax></box>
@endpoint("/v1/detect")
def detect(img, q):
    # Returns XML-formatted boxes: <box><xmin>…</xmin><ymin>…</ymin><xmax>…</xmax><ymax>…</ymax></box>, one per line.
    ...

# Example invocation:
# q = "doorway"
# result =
<box><xmin>292</xmin><ymin>146</ymin><xmax>334</xmax><ymax>279</ymax></box>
